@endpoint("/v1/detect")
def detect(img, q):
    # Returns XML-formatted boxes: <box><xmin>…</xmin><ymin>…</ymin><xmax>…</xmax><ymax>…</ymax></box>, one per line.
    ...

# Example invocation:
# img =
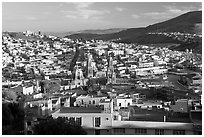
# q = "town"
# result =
<box><xmin>2</xmin><ymin>29</ymin><xmax>202</xmax><ymax>135</ymax></box>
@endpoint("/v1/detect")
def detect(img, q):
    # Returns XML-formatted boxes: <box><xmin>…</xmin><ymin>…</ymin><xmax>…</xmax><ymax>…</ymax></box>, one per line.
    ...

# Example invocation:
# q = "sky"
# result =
<box><xmin>2</xmin><ymin>2</ymin><xmax>202</xmax><ymax>32</ymax></box>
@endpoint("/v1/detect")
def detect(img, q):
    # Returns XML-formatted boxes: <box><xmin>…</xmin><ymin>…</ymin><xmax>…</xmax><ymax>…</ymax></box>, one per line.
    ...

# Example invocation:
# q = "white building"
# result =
<box><xmin>74</xmin><ymin>95</ymin><xmax>107</xmax><ymax>107</ymax></box>
<box><xmin>139</xmin><ymin>61</ymin><xmax>154</xmax><ymax>68</ymax></box>
<box><xmin>23</xmin><ymin>86</ymin><xmax>34</xmax><ymax>95</ymax></box>
<box><xmin>51</xmin><ymin>107</ymin><xmax>116</xmax><ymax>135</ymax></box>
<box><xmin>51</xmin><ymin>107</ymin><xmax>195</xmax><ymax>135</ymax></box>
<box><xmin>112</xmin><ymin>120</ymin><xmax>194</xmax><ymax>135</ymax></box>
<box><xmin>134</xmin><ymin>67</ymin><xmax>167</xmax><ymax>76</ymax></box>
<box><xmin>115</xmin><ymin>98</ymin><xmax>132</xmax><ymax>109</ymax></box>
<box><xmin>192</xmin><ymin>75</ymin><xmax>202</xmax><ymax>85</ymax></box>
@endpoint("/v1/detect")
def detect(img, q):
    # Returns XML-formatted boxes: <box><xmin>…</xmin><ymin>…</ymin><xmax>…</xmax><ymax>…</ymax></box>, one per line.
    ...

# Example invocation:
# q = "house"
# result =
<box><xmin>51</xmin><ymin>107</ymin><xmax>116</xmax><ymax>135</ymax></box>
<box><xmin>23</xmin><ymin>86</ymin><xmax>34</xmax><ymax>95</ymax></box>
<box><xmin>51</xmin><ymin>106</ymin><xmax>197</xmax><ymax>135</ymax></box>
<box><xmin>170</xmin><ymin>99</ymin><xmax>188</xmax><ymax>113</ymax></box>
<box><xmin>74</xmin><ymin>95</ymin><xmax>107</xmax><ymax>107</ymax></box>
<box><xmin>192</xmin><ymin>75</ymin><xmax>202</xmax><ymax>85</ymax></box>
<box><xmin>114</xmin><ymin>97</ymin><xmax>133</xmax><ymax>110</ymax></box>
<box><xmin>95</xmin><ymin>71</ymin><xmax>106</xmax><ymax>78</ymax></box>
<box><xmin>99</xmin><ymin>99</ymin><xmax>114</xmax><ymax>113</ymax></box>
<box><xmin>131</xmin><ymin>93</ymin><xmax>146</xmax><ymax>104</ymax></box>
<box><xmin>135</xmin><ymin>101</ymin><xmax>163</xmax><ymax>109</ymax></box>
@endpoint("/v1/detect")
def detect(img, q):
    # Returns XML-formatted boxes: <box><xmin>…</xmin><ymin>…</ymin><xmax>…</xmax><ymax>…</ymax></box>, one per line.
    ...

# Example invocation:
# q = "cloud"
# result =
<box><xmin>65</xmin><ymin>14</ymin><xmax>77</xmax><ymax>19</ymax></box>
<box><xmin>42</xmin><ymin>11</ymin><xmax>51</xmax><ymax>15</ymax></box>
<box><xmin>115</xmin><ymin>7</ymin><xmax>124</xmax><ymax>12</ymax></box>
<box><xmin>27</xmin><ymin>17</ymin><xmax>37</xmax><ymax>20</ymax></box>
<box><xmin>164</xmin><ymin>4</ymin><xmax>202</xmax><ymax>13</ymax></box>
<box><xmin>143</xmin><ymin>12</ymin><xmax>175</xmax><ymax>20</ymax></box>
<box><xmin>132</xmin><ymin>14</ymin><xmax>140</xmax><ymax>19</ymax></box>
<box><xmin>164</xmin><ymin>5</ymin><xmax>189</xmax><ymax>15</ymax></box>
<box><xmin>143</xmin><ymin>4</ymin><xmax>201</xmax><ymax>20</ymax></box>
<box><xmin>62</xmin><ymin>2</ymin><xmax>109</xmax><ymax>20</ymax></box>
<box><xmin>72</xmin><ymin>2</ymin><xmax>94</xmax><ymax>9</ymax></box>
<box><xmin>62</xmin><ymin>9</ymin><xmax>109</xmax><ymax>19</ymax></box>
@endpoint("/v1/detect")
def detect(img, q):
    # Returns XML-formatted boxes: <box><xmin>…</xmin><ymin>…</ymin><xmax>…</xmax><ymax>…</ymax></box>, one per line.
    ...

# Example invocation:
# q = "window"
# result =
<box><xmin>173</xmin><ymin>130</ymin><xmax>185</xmax><ymax>135</ymax></box>
<box><xmin>113</xmin><ymin>128</ymin><xmax>125</xmax><ymax>134</ymax></box>
<box><xmin>155</xmin><ymin>129</ymin><xmax>164</xmax><ymax>135</ymax></box>
<box><xmin>93</xmin><ymin>100</ymin><xmax>95</xmax><ymax>104</ymax></box>
<box><xmin>95</xmin><ymin>117</ymin><xmax>101</xmax><ymax>127</ymax></box>
<box><xmin>89</xmin><ymin>101</ymin><xmax>91</xmax><ymax>104</ymax></box>
<box><xmin>76</xmin><ymin>117</ymin><xmax>82</xmax><ymax>126</ymax></box>
<box><xmin>119</xmin><ymin>103</ymin><xmax>121</xmax><ymax>106</ymax></box>
<box><xmin>135</xmin><ymin>128</ymin><xmax>147</xmax><ymax>134</ymax></box>
<box><xmin>69</xmin><ymin>117</ymin><xmax>75</xmax><ymax>123</ymax></box>
<box><xmin>106</xmin><ymin>118</ymin><xmax>109</xmax><ymax>120</ymax></box>
<box><xmin>128</xmin><ymin>103</ymin><xmax>130</xmax><ymax>106</ymax></box>
<box><xmin>27</xmin><ymin>121</ymin><xmax>31</xmax><ymax>126</ymax></box>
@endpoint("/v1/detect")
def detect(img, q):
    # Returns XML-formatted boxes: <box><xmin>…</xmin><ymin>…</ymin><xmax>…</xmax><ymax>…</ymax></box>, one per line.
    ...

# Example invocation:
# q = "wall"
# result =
<box><xmin>116</xmin><ymin>98</ymin><xmax>132</xmax><ymax>108</ymax></box>
<box><xmin>111</xmin><ymin>128</ymin><xmax>194</xmax><ymax>135</ymax></box>
<box><xmin>52</xmin><ymin>112</ymin><xmax>112</xmax><ymax>130</ymax></box>
<box><xmin>75</xmin><ymin>96</ymin><xmax>106</xmax><ymax>106</ymax></box>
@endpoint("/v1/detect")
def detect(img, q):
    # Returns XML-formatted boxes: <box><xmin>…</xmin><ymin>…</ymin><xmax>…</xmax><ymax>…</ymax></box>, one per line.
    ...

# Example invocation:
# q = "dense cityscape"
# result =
<box><xmin>2</xmin><ymin>2</ymin><xmax>202</xmax><ymax>135</ymax></box>
<box><xmin>2</xmin><ymin>29</ymin><xmax>202</xmax><ymax>135</ymax></box>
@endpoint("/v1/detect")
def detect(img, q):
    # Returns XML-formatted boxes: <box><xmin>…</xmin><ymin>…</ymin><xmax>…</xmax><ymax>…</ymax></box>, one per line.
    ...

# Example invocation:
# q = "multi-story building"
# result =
<box><xmin>51</xmin><ymin>106</ymin><xmax>197</xmax><ymax>135</ymax></box>
<box><xmin>51</xmin><ymin>107</ymin><xmax>115</xmax><ymax>135</ymax></box>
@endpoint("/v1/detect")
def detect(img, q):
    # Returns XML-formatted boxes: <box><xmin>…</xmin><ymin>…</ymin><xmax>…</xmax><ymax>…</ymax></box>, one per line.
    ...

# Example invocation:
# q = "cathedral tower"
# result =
<box><xmin>107</xmin><ymin>55</ymin><xmax>116</xmax><ymax>84</ymax></box>
<box><xmin>87</xmin><ymin>52</ymin><xmax>94</xmax><ymax>78</ymax></box>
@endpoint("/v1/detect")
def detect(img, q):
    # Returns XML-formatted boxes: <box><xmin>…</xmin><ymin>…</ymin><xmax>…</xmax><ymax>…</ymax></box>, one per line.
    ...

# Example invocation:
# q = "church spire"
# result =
<box><xmin>87</xmin><ymin>52</ymin><xmax>93</xmax><ymax>78</ymax></box>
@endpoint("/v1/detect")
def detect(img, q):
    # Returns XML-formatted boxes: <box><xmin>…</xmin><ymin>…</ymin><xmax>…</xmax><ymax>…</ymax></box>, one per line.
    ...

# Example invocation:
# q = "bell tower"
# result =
<box><xmin>87</xmin><ymin>52</ymin><xmax>94</xmax><ymax>78</ymax></box>
<box><xmin>107</xmin><ymin>55</ymin><xmax>116</xmax><ymax>84</ymax></box>
<box><xmin>75</xmin><ymin>66</ymin><xmax>84</xmax><ymax>86</ymax></box>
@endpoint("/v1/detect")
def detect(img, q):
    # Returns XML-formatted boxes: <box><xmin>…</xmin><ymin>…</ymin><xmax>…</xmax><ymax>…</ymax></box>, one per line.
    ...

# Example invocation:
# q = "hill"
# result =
<box><xmin>145</xmin><ymin>11</ymin><xmax>202</xmax><ymax>33</ymax></box>
<box><xmin>45</xmin><ymin>28</ymin><xmax>127</xmax><ymax>37</ymax></box>
<box><xmin>66</xmin><ymin>11</ymin><xmax>201</xmax><ymax>41</ymax></box>
<box><xmin>65</xmin><ymin>11</ymin><xmax>202</xmax><ymax>53</ymax></box>
<box><xmin>74</xmin><ymin>28</ymin><xmax>127</xmax><ymax>34</ymax></box>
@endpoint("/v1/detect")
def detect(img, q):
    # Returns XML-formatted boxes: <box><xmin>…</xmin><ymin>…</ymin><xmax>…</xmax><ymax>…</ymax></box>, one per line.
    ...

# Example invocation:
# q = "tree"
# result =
<box><xmin>98</xmin><ymin>77</ymin><xmax>107</xmax><ymax>85</ymax></box>
<box><xmin>21</xmin><ymin>53</ymin><xmax>29</xmax><ymax>60</ymax></box>
<box><xmin>2</xmin><ymin>103</ymin><xmax>25</xmax><ymax>135</ymax></box>
<box><xmin>34</xmin><ymin>117</ymin><xmax>87</xmax><ymax>135</ymax></box>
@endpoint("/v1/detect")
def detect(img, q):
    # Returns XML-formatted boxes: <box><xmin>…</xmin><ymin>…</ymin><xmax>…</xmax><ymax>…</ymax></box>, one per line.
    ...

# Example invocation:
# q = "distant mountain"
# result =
<box><xmin>65</xmin><ymin>11</ymin><xmax>202</xmax><ymax>53</ymax></box>
<box><xmin>74</xmin><ymin>28</ymin><xmax>127</xmax><ymax>34</ymax></box>
<box><xmin>65</xmin><ymin>10</ymin><xmax>202</xmax><ymax>40</ymax></box>
<box><xmin>145</xmin><ymin>10</ymin><xmax>202</xmax><ymax>33</ymax></box>
<box><xmin>45</xmin><ymin>28</ymin><xmax>127</xmax><ymax>38</ymax></box>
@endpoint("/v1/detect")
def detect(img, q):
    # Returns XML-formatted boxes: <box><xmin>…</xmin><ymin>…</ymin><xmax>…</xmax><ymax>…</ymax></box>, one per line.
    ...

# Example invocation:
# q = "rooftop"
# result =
<box><xmin>112</xmin><ymin>120</ymin><xmax>193</xmax><ymax>130</ymax></box>
<box><xmin>59</xmin><ymin>107</ymin><xmax>102</xmax><ymax>113</ymax></box>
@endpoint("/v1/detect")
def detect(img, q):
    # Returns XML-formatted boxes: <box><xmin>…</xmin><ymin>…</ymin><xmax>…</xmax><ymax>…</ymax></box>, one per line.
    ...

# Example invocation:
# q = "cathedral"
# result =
<box><xmin>73</xmin><ymin>65</ymin><xmax>87</xmax><ymax>88</ymax></box>
<box><xmin>87</xmin><ymin>52</ymin><xmax>94</xmax><ymax>78</ymax></box>
<box><xmin>107</xmin><ymin>55</ymin><xmax>116</xmax><ymax>84</ymax></box>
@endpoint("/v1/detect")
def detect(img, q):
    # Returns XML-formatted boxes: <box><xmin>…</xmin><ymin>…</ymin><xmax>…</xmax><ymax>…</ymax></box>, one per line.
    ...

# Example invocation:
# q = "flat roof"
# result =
<box><xmin>59</xmin><ymin>107</ymin><xmax>102</xmax><ymax>113</ymax></box>
<box><xmin>112</xmin><ymin>120</ymin><xmax>193</xmax><ymax>130</ymax></box>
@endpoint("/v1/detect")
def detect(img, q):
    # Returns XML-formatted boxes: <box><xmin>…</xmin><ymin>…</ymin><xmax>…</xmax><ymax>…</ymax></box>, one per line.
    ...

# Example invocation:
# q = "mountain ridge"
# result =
<box><xmin>65</xmin><ymin>10</ymin><xmax>202</xmax><ymax>53</ymax></box>
<box><xmin>65</xmin><ymin>11</ymin><xmax>202</xmax><ymax>41</ymax></box>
